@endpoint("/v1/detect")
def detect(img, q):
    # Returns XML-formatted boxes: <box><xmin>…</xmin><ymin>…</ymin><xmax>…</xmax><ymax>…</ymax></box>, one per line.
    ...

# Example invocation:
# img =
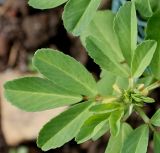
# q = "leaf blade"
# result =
<box><xmin>121</xmin><ymin>124</ymin><xmax>149</xmax><ymax>153</ymax></box>
<box><xmin>114</xmin><ymin>2</ymin><xmax>137</xmax><ymax>65</ymax></box>
<box><xmin>131</xmin><ymin>40</ymin><xmax>157</xmax><ymax>78</ymax></box>
<box><xmin>63</xmin><ymin>0</ymin><xmax>101</xmax><ymax>36</ymax></box>
<box><xmin>28</xmin><ymin>0</ymin><xmax>68</xmax><ymax>9</ymax></box>
<box><xmin>146</xmin><ymin>11</ymin><xmax>160</xmax><ymax>79</ymax></box>
<box><xmin>151</xmin><ymin>109</ymin><xmax>160</xmax><ymax>126</ymax></box>
<box><xmin>86</xmin><ymin>36</ymin><xmax>130</xmax><ymax>77</ymax></box>
<box><xmin>37</xmin><ymin>102</ymin><xmax>93</xmax><ymax>151</ymax></box>
<box><xmin>33</xmin><ymin>49</ymin><xmax>97</xmax><ymax>96</ymax></box>
<box><xmin>134</xmin><ymin>0</ymin><xmax>153</xmax><ymax>17</ymax></box>
<box><xmin>105</xmin><ymin>123</ymin><xmax>133</xmax><ymax>153</ymax></box>
<box><xmin>75</xmin><ymin>113</ymin><xmax>109</xmax><ymax>144</ymax></box>
<box><xmin>154</xmin><ymin>132</ymin><xmax>160</xmax><ymax>153</ymax></box>
<box><xmin>4</xmin><ymin>77</ymin><xmax>82</xmax><ymax>112</ymax></box>
<box><xmin>109</xmin><ymin>109</ymin><xmax>124</xmax><ymax>136</ymax></box>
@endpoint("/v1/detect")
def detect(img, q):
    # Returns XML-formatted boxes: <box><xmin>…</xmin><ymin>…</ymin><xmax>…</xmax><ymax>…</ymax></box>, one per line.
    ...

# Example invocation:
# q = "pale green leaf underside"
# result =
<box><xmin>105</xmin><ymin>123</ymin><xmax>133</xmax><ymax>153</ymax></box>
<box><xmin>131</xmin><ymin>40</ymin><xmax>157</xmax><ymax>78</ymax></box>
<box><xmin>114</xmin><ymin>2</ymin><xmax>137</xmax><ymax>65</ymax></box>
<box><xmin>38</xmin><ymin>102</ymin><xmax>93</xmax><ymax>151</ymax></box>
<box><xmin>151</xmin><ymin>109</ymin><xmax>160</xmax><ymax>127</ymax></box>
<box><xmin>146</xmin><ymin>11</ymin><xmax>160</xmax><ymax>79</ymax></box>
<box><xmin>4</xmin><ymin>77</ymin><xmax>82</xmax><ymax>112</ymax></box>
<box><xmin>63</xmin><ymin>0</ymin><xmax>101</xmax><ymax>36</ymax></box>
<box><xmin>86</xmin><ymin>36</ymin><xmax>129</xmax><ymax>77</ymax></box>
<box><xmin>28</xmin><ymin>0</ymin><xmax>68</xmax><ymax>9</ymax></box>
<box><xmin>76</xmin><ymin>113</ymin><xmax>109</xmax><ymax>144</ymax></box>
<box><xmin>134</xmin><ymin>0</ymin><xmax>153</xmax><ymax>17</ymax></box>
<box><xmin>154</xmin><ymin>132</ymin><xmax>160</xmax><ymax>153</ymax></box>
<box><xmin>81</xmin><ymin>10</ymin><xmax>124</xmax><ymax>62</ymax></box>
<box><xmin>121</xmin><ymin>124</ymin><xmax>149</xmax><ymax>153</ymax></box>
<box><xmin>33</xmin><ymin>49</ymin><xmax>97</xmax><ymax>96</ymax></box>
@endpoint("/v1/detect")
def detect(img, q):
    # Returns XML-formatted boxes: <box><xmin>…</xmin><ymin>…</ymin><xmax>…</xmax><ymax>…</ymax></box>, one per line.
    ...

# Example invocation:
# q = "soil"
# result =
<box><xmin>0</xmin><ymin>0</ymin><xmax>159</xmax><ymax>153</ymax></box>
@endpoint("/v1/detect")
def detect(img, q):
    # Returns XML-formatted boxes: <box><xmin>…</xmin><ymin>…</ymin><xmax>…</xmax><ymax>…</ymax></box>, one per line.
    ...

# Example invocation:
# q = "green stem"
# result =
<box><xmin>129</xmin><ymin>77</ymin><xmax>134</xmax><ymax>89</ymax></box>
<box><xmin>136</xmin><ymin>107</ymin><xmax>155</xmax><ymax>131</ymax></box>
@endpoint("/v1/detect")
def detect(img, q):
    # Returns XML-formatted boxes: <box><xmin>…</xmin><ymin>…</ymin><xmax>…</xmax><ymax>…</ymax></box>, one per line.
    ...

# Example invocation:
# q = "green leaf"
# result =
<box><xmin>90</xmin><ymin>103</ymin><xmax>121</xmax><ymax>114</ymax></box>
<box><xmin>116</xmin><ymin>78</ymin><xmax>129</xmax><ymax>89</ymax></box>
<box><xmin>109</xmin><ymin>109</ymin><xmax>124</xmax><ymax>136</ymax></box>
<box><xmin>105</xmin><ymin>123</ymin><xmax>133</xmax><ymax>153</ymax></box>
<box><xmin>37</xmin><ymin>102</ymin><xmax>93</xmax><ymax>151</ymax></box>
<box><xmin>121</xmin><ymin>124</ymin><xmax>149</xmax><ymax>153</ymax></box>
<box><xmin>4</xmin><ymin>77</ymin><xmax>82</xmax><ymax>112</ymax></box>
<box><xmin>62</xmin><ymin>0</ymin><xmax>101</xmax><ymax>36</ymax></box>
<box><xmin>114</xmin><ymin>2</ymin><xmax>137</xmax><ymax>65</ymax></box>
<box><xmin>33</xmin><ymin>49</ymin><xmax>97</xmax><ymax>96</ymax></box>
<box><xmin>98</xmin><ymin>70</ymin><xmax>129</xmax><ymax>96</ymax></box>
<box><xmin>92</xmin><ymin>120</ymin><xmax>109</xmax><ymax>141</ymax></box>
<box><xmin>154</xmin><ymin>132</ymin><xmax>160</xmax><ymax>153</ymax></box>
<box><xmin>28</xmin><ymin>0</ymin><xmax>68</xmax><ymax>9</ymax></box>
<box><xmin>151</xmin><ymin>109</ymin><xmax>160</xmax><ymax>126</ymax></box>
<box><xmin>149</xmin><ymin>0</ymin><xmax>160</xmax><ymax>12</ymax></box>
<box><xmin>86</xmin><ymin>36</ymin><xmax>130</xmax><ymax>77</ymax></box>
<box><xmin>146</xmin><ymin>11</ymin><xmax>160</xmax><ymax>79</ymax></box>
<box><xmin>131</xmin><ymin>40</ymin><xmax>157</xmax><ymax>78</ymax></box>
<box><xmin>97</xmin><ymin>71</ymin><xmax>116</xmax><ymax>96</ymax></box>
<box><xmin>75</xmin><ymin>113</ymin><xmax>109</xmax><ymax>144</ymax></box>
<box><xmin>133</xmin><ymin>0</ymin><xmax>153</xmax><ymax>17</ymax></box>
<box><xmin>141</xmin><ymin>96</ymin><xmax>155</xmax><ymax>103</ymax></box>
<box><xmin>81</xmin><ymin>11</ymin><xmax>124</xmax><ymax>62</ymax></box>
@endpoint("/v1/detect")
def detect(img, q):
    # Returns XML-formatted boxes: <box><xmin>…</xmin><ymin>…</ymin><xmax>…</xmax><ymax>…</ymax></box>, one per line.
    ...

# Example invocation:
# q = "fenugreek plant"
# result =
<box><xmin>4</xmin><ymin>1</ymin><xmax>160</xmax><ymax>153</ymax></box>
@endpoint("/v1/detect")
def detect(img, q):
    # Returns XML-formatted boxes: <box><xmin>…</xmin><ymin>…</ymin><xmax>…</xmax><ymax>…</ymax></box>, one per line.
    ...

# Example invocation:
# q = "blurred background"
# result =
<box><xmin>0</xmin><ymin>0</ymin><xmax>158</xmax><ymax>153</ymax></box>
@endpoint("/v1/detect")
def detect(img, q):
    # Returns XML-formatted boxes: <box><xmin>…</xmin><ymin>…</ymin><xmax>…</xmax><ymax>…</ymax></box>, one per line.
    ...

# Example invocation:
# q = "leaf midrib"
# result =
<box><xmin>36</xmin><ymin>55</ymin><xmax>96</xmax><ymax>95</ymax></box>
<box><xmin>6</xmin><ymin>89</ymin><xmax>81</xmax><ymax>99</ymax></box>
<box><xmin>72</xmin><ymin>0</ymin><xmax>99</xmax><ymax>33</ymax></box>
<box><xmin>42</xmin><ymin>105</ymin><xmax>91</xmax><ymax>149</ymax></box>
<box><xmin>134</xmin><ymin>127</ymin><xmax>147</xmax><ymax>153</ymax></box>
<box><xmin>132</xmin><ymin>43</ymin><xmax>155</xmax><ymax>77</ymax></box>
<box><xmin>92</xmin><ymin>20</ymin><xmax>124</xmax><ymax>61</ymax></box>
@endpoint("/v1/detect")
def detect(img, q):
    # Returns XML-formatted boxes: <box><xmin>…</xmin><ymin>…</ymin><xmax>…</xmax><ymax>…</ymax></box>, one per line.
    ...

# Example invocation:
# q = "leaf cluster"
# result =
<box><xmin>3</xmin><ymin>0</ymin><xmax>160</xmax><ymax>153</ymax></box>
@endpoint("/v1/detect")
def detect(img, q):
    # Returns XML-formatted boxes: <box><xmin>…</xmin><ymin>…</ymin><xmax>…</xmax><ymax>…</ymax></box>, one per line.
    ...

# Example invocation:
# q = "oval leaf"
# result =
<box><xmin>121</xmin><ymin>124</ymin><xmax>149</xmax><ymax>153</ymax></box>
<box><xmin>105</xmin><ymin>123</ymin><xmax>133</xmax><ymax>153</ymax></box>
<box><xmin>28</xmin><ymin>0</ymin><xmax>68</xmax><ymax>9</ymax></box>
<box><xmin>146</xmin><ymin>11</ymin><xmax>160</xmax><ymax>79</ymax></box>
<box><xmin>81</xmin><ymin>11</ymin><xmax>124</xmax><ymax>62</ymax></box>
<box><xmin>38</xmin><ymin>102</ymin><xmax>93</xmax><ymax>151</ymax></box>
<box><xmin>75</xmin><ymin>113</ymin><xmax>109</xmax><ymax>144</ymax></box>
<box><xmin>151</xmin><ymin>109</ymin><xmax>160</xmax><ymax>126</ymax></box>
<box><xmin>63</xmin><ymin>0</ymin><xmax>101</xmax><ymax>36</ymax></box>
<box><xmin>131</xmin><ymin>40</ymin><xmax>157</xmax><ymax>78</ymax></box>
<box><xmin>86</xmin><ymin>36</ymin><xmax>130</xmax><ymax>77</ymax></box>
<box><xmin>4</xmin><ymin>77</ymin><xmax>82</xmax><ymax>112</ymax></box>
<box><xmin>154</xmin><ymin>132</ymin><xmax>160</xmax><ymax>153</ymax></box>
<box><xmin>33</xmin><ymin>49</ymin><xmax>97</xmax><ymax>96</ymax></box>
<box><xmin>114</xmin><ymin>2</ymin><xmax>137</xmax><ymax>65</ymax></box>
<box><xmin>134</xmin><ymin>0</ymin><xmax>153</xmax><ymax>17</ymax></box>
<box><xmin>109</xmin><ymin>109</ymin><xmax>124</xmax><ymax>136</ymax></box>
<box><xmin>91</xmin><ymin>120</ymin><xmax>109</xmax><ymax>141</ymax></box>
